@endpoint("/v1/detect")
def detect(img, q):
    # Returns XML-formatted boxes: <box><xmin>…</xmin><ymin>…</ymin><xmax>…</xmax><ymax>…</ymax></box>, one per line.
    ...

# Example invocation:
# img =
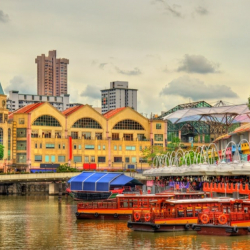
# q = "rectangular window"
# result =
<box><xmin>35</xmin><ymin>143</ymin><xmax>37</xmax><ymax>149</ymax></box>
<box><xmin>119</xmin><ymin>145</ymin><xmax>122</xmax><ymax>151</ymax></box>
<box><xmin>84</xmin><ymin>156</ymin><xmax>89</xmax><ymax>163</ymax></box>
<box><xmin>124</xmin><ymin>134</ymin><xmax>133</xmax><ymax>141</ymax></box>
<box><xmin>40</xmin><ymin>143</ymin><xmax>42</xmax><ymax>149</ymax></box>
<box><xmin>156</xmin><ymin>123</ymin><xmax>162</xmax><ymax>129</ymax></box>
<box><xmin>19</xmin><ymin>118</ymin><xmax>25</xmax><ymax>124</ymax></box>
<box><xmin>114</xmin><ymin>145</ymin><xmax>117</xmax><ymax>150</ymax></box>
<box><xmin>51</xmin><ymin>155</ymin><xmax>55</xmax><ymax>162</ymax></box>
<box><xmin>79</xmin><ymin>145</ymin><xmax>82</xmax><ymax>150</ymax></box>
<box><xmin>137</xmin><ymin>134</ymin><xmax>145</xmax><ymax>141</ymax></box>
<box><xmin>125</xmin><ymin>157</ymin><xmax>129</xmax><ymax>163</ymax></box>
<box><xmin>58</xmin><ymin>144</ymin><xmax>61</xmax><ymax>149</ymax></box>
<box><xmin>17</xmin><ymin>128</ymin><xmax>26</xmax><ymax>137</ymax></box>
<box><xmin>17</xmin><ymin>141</ymin><xmax>27</xmax><ymax>150</ymax></box>
<box><xmin>58</xmin><ymin>156</ymin><xmax>65</xmax><ymax>162</ymax></box>
<box><xmin>98</xmin><ymin>156</ymin><xmax>106</xmax><ymax>163</ymax></box>
<box><xmin>112</xmin><ymin>133</ymin><xmax>119</xmax><ymax>140</ymax></box>
<box><xmin>71</xmin><ymin>131</ymin><xmax>78</xmax><ymax>139</ymax></box>
<box><xmin>154</xmin><ymin>134</ymin><xmax>163</xmax><ymax>141</ymax></box>
<box><xmin>126</xmin><ymin>146</ymin><xmax>136</xmax><ymax>151</ymax></box>
<box><xmin>74</xmin><ymin>156</ymin><xmax>82</xmax><ymax>162</ymax></box>
<box><xmin>98</xmin><ymin>145</ymin><xmax>101</xmax><ymax>150</ymax></box>
<box><xmin>85</xmin><ymin>145</ymin><xmax>94</xmax><ymax>150</ymax></box>
<box><xmin>46</xmin><ymin>144</ymin><xmax>55</xmax><ymax>149</ymax></box>
<box><xmin>62</xmin><ymin>144</ymin><xmax>65</xmax><ymax>149</ymax></box>
<box><xmin>82</xmin><ymin>132</ymin><xmax>91</xmax><ymax>139</ymax></box>
<box><xmin>45</xmin><ymin>155</ymin><xmax>50</xmax><ymax>162</ymax></box>
<box><xmin>103</xmin><ymin>145</ymin><xmax>105</xmax><ymax>150</ymax></box>
<box><xmin>140</xmin><ymin>146</ymin><xmax>142</xmax><ymax>151</ymax></box>
<box><xmin>114</xmin><ymin>157</ymin><xmax>122</xmax><ymax>163</ymax></box>
<box><xmin>91</xmin><ymin>156</ymin><xmax>95</xmax><ymax>162</ymax></box>
<box><xmin>35</xmin><ymin>155</ymin><xmax>42</xmax><ymax>162</ymax></box>
<box><xmin>95</xmin><ymin>133</ymin><xmax>102</xmax><ymax>140</ymax></box>
<box><xmin>131</xmin><ymin>157</ymin><xmax>137</xmax><ymax>163</ymax></box>
<box><xmin>74</xmin><ymin>144</ymin><xmax>77</xmax><ymax>149</ymax></box>
<box><xmin>154</xmin><ymin>143</ymin><xmax>163</xmax><ymax>147</ymax></box>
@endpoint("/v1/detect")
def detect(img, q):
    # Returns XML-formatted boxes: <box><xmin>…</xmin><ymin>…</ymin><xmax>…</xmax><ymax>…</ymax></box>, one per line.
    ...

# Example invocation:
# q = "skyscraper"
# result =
<box><xmin>35</xmin><ymin>50</ymin><xmax>69</xmax><ymax>96</ymax></box>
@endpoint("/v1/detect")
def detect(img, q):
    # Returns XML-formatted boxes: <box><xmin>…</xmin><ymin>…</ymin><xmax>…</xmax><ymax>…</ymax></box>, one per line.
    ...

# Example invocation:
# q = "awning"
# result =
<box><xmin>68</xmin><ymin>172</ymin><xmax>142</xmax><ymax>191</ymax></box>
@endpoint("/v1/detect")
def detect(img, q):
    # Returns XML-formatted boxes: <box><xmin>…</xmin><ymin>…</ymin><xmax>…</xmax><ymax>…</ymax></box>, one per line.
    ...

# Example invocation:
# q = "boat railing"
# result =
<box><xmin>77</xmin><ymin>201</ymin><xmax>118</xmax><ymax>209</ymax></box>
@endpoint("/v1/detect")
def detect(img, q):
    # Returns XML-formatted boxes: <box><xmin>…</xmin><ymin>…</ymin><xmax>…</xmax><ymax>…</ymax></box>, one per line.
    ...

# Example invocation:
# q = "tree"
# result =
<box><xmin>0</xmin><ymin>144</ymin><xmax>4</xmax><ymax>160</ymax></box>
<box><xmin>141</xmin><ymin>145</ymin><xmax>168</xmax><ymax>166</ymax></box>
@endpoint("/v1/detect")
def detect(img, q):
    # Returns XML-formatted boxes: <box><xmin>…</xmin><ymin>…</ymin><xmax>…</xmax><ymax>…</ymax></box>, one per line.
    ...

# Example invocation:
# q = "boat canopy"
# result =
<box><xmin>68</xmin><ymin>172</ymin><xmax>142</xmax><ymax>191</ymax></box>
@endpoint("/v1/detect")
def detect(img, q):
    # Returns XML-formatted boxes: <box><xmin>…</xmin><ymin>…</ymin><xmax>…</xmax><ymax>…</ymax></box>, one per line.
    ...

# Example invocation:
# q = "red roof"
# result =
<box><xmin>62</xmin><ymin>105</ymin><xmax>84</xmax><ymax>117</ymax></box>
<box><xmin>103</xmin><ymin>107</ymin><xmax>126</xmax><ymax>119</ymax></box>
<box><xmin>8</xmin><ymin>102</ymin><xmax>44</xmax><ymax>119</ymax></box>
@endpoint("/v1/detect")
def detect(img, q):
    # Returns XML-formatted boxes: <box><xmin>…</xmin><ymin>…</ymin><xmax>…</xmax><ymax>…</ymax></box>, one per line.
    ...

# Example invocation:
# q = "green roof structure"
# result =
<box><xmin>0</xmin><ymin>82</ymin><xmax>5</xmax><ymax>95</ymax></box>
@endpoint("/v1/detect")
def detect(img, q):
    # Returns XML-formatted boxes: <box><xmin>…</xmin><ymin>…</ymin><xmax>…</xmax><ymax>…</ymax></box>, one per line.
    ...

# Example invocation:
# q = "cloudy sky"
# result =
<box><xmin>1</xmin><ymin>0</ymin><xmax>250</xmax><ymax>115</ymax></box>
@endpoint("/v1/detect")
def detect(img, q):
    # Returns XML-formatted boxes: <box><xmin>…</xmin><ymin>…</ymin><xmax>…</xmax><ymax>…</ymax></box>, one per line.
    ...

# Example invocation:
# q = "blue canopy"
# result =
<box><xmin>68</xmin><ymin>172</ymin><xmax>142</xmax><ymax>191</ymax></box>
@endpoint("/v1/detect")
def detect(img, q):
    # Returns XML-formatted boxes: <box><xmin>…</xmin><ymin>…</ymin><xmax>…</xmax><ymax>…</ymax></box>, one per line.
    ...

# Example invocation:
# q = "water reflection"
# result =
<box><xmin>0</xmin><ymin>196</ymin><xmax>250</xmax><ymax>249</ymax></box>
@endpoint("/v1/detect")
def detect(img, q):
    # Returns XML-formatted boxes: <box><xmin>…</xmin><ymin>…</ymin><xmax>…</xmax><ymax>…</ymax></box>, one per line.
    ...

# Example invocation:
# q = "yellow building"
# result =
<box><xmin>4</xmin><ymin>99</ymin><xmax>167</xmax><ymax>172</ymax></box>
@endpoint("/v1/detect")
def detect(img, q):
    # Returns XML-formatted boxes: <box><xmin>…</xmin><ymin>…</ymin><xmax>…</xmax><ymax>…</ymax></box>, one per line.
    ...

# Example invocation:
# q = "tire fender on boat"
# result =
<box><xmin>155</xmin><ymin>224</ymin><xmax>160</xmax><ymax>229</ymax></box>
<box><xmin>114</xmin><ymin>213</ymin><xmax>119</xmax><ymax>218</ymax></box>
<box><xmin>248</xmin><ymin>227</ymin><xmax>250</xmax><ymax>233</ymax></box>
<box><xmin>75</xmin><ymin>212</ymin><xmax>80</xmax><ymax>217</ymax></box>
<box><xmin>127</xmin><ymin>222</ymin><xmax>133</xmax><ymax>228</ymax></box>
<box><xmin>185</xmin><ymin>224</ymin><xmax>190</xmax><ymax>230</ymax></box>
<box><xmin>94</xmin><ymin>212</ymin><xmax>99</xmax><ymax>218</ymax></box>
<box><xmin>233</xmin><ymin>226</ymin><xmax>238</xmax><ymax>233</ymax></box>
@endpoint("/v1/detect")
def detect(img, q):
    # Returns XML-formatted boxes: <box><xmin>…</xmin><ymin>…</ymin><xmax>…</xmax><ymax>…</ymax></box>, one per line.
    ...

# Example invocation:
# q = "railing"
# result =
<box><xmin>78</xmin><ymin>201</ymin><xmax>117</xmax><ymax>210</ymax></box>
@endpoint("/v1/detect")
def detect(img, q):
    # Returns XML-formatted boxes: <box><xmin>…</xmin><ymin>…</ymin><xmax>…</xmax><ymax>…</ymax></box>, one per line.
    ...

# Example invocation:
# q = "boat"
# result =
<box><xmin>75</xmin><ymin>191</ymin><xmax>209</xmax><ymax>220</ymax></box>
<box><xmin>127</xmin><ymin>198</ymin><xmax>221</xmax><ymax>232</ymax></box>
<box><xmin>192</xmin><ymin>199</ymin><xmax>250</xmax><ymax>236</ymax></box>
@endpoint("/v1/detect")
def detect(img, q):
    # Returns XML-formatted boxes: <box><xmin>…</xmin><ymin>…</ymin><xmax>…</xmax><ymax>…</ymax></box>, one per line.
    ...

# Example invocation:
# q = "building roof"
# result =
<box><xmin>0</xmin><ymin>83</ymin><xmax>5</xmax><ymax>95</ymax></box>
<box><xmin>103</xmin><ymin>107</ymin><xmax>126</xmax><ymax>119</ymax></box>
<box><xmin>8</xmin><ymin>102</ymin><xmax>44</xmax><ymax>119</ymax></box>
<box><xmin>62</xmin><ymin>105</ymin><xmax>84</xmax><ymax>117</ymax></box>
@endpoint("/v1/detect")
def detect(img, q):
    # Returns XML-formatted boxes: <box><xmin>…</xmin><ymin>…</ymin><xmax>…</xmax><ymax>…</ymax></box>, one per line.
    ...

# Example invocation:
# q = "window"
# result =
<box><xmin>31</xmin><ymin>131</ymin><xmax>38</xmax><ymax>138</ymax></box>
<box><xmin>114</xmin><ymin>145</ymin><xmax>117</xmax><ymax>150</ymax></box>
<box><xmin>82</xmin><ymin>132</ymin><xmax>91</xmax><ymax>139</ymax></box>
<box><xmin>62</xmin><ymin>144</ymin><xmax>65</xmax><ymax>149</ymax></box>
<box><xmin>79</xmin><ymin>145</ymin><xmax>82</xmax><ymax>150</ymax></box>
<box><xmin>51</xmin><ymin>155</ymin><xmax>55</xmax><ymax>162</ymax></box>
<box><xmin>139</xmin><ymin>157</ymin><xmax>147</xmax><ymax>163</ymax></box>
<box><xmin>40</xmin><ymin>143</ymin><xmax>42</xmax><ymax>148</ymax></box>
<box><xmin>35</xmin><ymin>155</ymin><xmax>42</xmax><ymax>162</ymax></box>
<box><xmin>154</xmin><ymin>134</ymin><xmax>163</xmax><ymax>141</ymax></box>
<box><xmin>140</xmin><ymin>146</ymin><xmax>142</xmax><ymax>151</ymax></box>
<box><xmin>84</xmin><ymin>156</ymin><xmax>89</xmax><ymax>162</ymax></box>
<box><xmin>154</xmin><ymin>143</ymin><xmax>163</xmax><ymax>147</ymax></box>
<box><xmin>114</xmin><ymin>157</ymin><xmax>122</xmax><ymax>162</ymax></box>
<box><xmin>113</xmin><ymin>119</ymin><xmax>144</xmax><ymax>130</ymax></box>
<box><xmin>35</xmin><ymin>143</ymin><xmax>37</xmax><ymax>149</ymax></box>
<box><xmin>19</xmin><ymin>118</ymin><xmax>25</xmax><ymax>124</ymax></box>
<box><xmin>17</xmin><ymin>128</ymin><xmax>26</xmax><ymax>138</ymax></box>
<box><xmin>112</xmin><ymin>133</ymin><xmax>119</xmax><ymax>140</ymax></box>
<box><xmin>137</xmin><ymin>134</ymin><xmax>145</xmax><ymax>141</ymax></box>
<box><xmin>58</xmin><ymin>144</ymin><xmax>61</xmax><ymax>149</ymax></box>
<box><xmin>72</xmin><ymin>118</ymin><xmax>102</xmax><ymax>129</ymax></box>
<box><xmin>91</xmin><ymin>156</ymin><xmax>95</xmax><ymax>162</ymax></box>
<box><xmin>58</xmin><ymin>156</ymin><xmax>65</xmax><ymax>162</ymax></box>
<box><xmin>98</xmin><ymin>157</ymin><xmax>106</xmax><ymax>163</ymax></box>
<box><xmin>17</xmin><ymin>153</ymin><xmax>26</xmax><ymax>163</ymax></box>
<box><xmin>45</xmin><ymin>155</ymin><xmax>50</xmax><ymax>162</ymax></box>
<box><xmin>125</xmin><ymin>157</ymin><xmax>129</xmax><ymax>163</ymax></box>
<box><xmin>32</xmin><ymin>115</ymin><xmax>61</xmax><ymax>127</ymax></box>
<box><xmin>74</xmin><ymin>156</ymin><xmax>82</xmax><ymax>162</ymax></box>
<box><xmin>119</xmin><ymin>145</ymin><xmax>122</xmax><ymax>151</ymax></box>
<box><xmin>74</xmin><ymin>144</ymin><xmax>77</xmax><ymax>149</ymax></box>
<box><xmin>85</xmin><ymin>145</ymin><xmax>94</xmax><ymax>150</ymax></box>
<box><xmin>17</xmin><ymin>141</ymin><xmax>26</xmax><ymax>150</ymax></box>
<box><xmin>46</xmin><ymin>144</ymin><xmax>55</xmax><ymax>149</ymax></box>
<box><xmin>131</xmin><ymin>157</ymin><xmax>137</xmax><ymax>163</ymax></box>
<box><xmin>103</xmin><ymin>145</ymin><xmax>106</xmax><ymax>150</ymax></box>
<box><xmin>95</xmin><ymin>133</ymin><xmax>102</xmax><ymax>140</ymax></box>
<box><xmin>71</xmin><ymin>131</ymin><xmax>78</xmax><ymax>139</ymax></box>
<box><xmin>8</xmin><ymin>128</ymin><xmax>11</xmax><ymax>160</ymax></box>
<box><xmin>123</xmin><ymin>134</ymin><xmax>133</xmax><ymax>141</ymax></box>
<box><xmin>126</xmin><ymin>146</ymin><xmax>136</xmax><ymax>151</ymax></box>
<box><xmin>156</xmin><ymin>123</ymin><xmax>162</xmax><ymax>129</ymax></box>
<box><xmin>98</xmin><ymin>145</ymin><xmax>101</xmax><ymax>150</ymax></box>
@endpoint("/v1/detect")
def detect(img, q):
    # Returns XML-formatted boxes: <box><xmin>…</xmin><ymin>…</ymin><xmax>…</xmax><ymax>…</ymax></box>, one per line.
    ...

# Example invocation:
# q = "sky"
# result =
<box><xmin>1</xmin><ymin>0</ymin><xmax>250</xmax><ymax>116</ymax></box>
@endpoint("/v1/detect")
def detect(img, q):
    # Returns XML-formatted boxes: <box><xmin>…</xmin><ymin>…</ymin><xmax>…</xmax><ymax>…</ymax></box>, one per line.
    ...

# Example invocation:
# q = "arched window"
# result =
<box><xmin>0</xmin><ymin>128</ymin><xmax>3</xmax><ymax>144</ymax></box>
<box><xmin>113</xmin><ymin>119</ymin><xmax>144</xmax><ymax>130</ymax></box>
<box><xmin>32</xmin><ymin>115</ymin><xmax>61</xmax><ymax>127</ymax></box>
<box><xmin>8</xmin><ymin>128</ymin><xmax>11</xmax><ymax>160</ymax></box>
<box><xmin>72</xmin><ymin>118</ymin><xmax>102</xmax><ymax>129</ymax></box>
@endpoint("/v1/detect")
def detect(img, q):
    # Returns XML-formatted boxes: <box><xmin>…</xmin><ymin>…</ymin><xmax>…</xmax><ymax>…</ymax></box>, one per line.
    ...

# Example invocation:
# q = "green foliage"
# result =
<box><xmin>167</xmin><ymin>136</ymin><xmax>180</xmax><ymax>151</ymax></box>
<box><xmin>0</xmin><ymin>144</ymin><xmax>4</xmax><ymax>160</ymax></box>
<box><xmin>141</xmin><ymin>145</ymin><xmax>168</xmax><ymax>166</ymax></box>
<box><xmin>56</xmin><ymin>163</ymin><xmax>78</xmax><ymax>172</ymax></box>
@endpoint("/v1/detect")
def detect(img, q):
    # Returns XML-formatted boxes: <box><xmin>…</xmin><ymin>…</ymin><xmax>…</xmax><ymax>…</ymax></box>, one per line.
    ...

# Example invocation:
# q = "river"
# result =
<box><xmin>0</xmin><ymin>195</ymin><xmax>250</xmax><ymax>249</ymax></box>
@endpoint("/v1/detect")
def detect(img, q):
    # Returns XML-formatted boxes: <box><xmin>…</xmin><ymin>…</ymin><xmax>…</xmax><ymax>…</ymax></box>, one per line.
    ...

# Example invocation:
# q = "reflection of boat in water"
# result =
<box><xmin>128</xmin><ymin>198</ymin><xmax>220</xmax><ymax>232</ymax></box>
<box><xmin>193</xmin><ymin>199</ymin><xmax>250</xmax><ymax>236</ymax></box>
<box><xmin>75</xmin><ymin>192</ymin><xmax>208</xmax><ymax>220</ymax></box>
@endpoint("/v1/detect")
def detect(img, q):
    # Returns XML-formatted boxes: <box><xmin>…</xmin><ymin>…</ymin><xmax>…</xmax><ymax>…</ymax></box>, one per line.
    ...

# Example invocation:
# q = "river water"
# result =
<box><xmin>0</xmin><ymin>196</ymin><xmax>250</xmax><ymax>250</ymax></box>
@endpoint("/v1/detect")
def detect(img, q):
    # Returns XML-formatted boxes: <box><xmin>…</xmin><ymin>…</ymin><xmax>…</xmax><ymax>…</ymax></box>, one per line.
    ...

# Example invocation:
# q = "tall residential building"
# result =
<box><xmin>101</xmin><ymin>81</ymin><xmax>137</xmax><ymax>114</ymax></box>
<box><xmin>35</xmin><ymin>50</ymin><xmax>69</xmax><ymax>96</ymax></box>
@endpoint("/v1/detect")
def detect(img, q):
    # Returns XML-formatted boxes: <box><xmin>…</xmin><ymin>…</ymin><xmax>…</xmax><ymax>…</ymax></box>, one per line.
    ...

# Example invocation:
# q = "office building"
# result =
<box><xmin>101</xmin><ymin>81</ymin><xmax>137</xmax><ymax>114</ymax></box>
<box><xmin>35</xmin><ymin>50</ymin><xmax>69</xmax><ymax>96</ymax></box>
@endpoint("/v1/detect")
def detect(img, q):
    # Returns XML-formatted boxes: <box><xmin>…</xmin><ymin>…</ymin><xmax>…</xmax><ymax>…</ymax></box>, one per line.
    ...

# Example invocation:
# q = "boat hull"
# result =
<box><xmin>127</xmin><ymin>221</ymin><xmax>193</xmax><ymax>232</ymax></box>
<box><xmin>192</xmin><ymin>224</ymin><xmax>250</xmax><ymax>236</ymax></box>
<box><xmin>76</xmin><ymin>212</ymin><xmax>132</xmax><ymax>220</ymax></box>
<box><xmin>72</xmin><ymin>191</ymin><xmax>112</xmax><ymax>201</ymax></box>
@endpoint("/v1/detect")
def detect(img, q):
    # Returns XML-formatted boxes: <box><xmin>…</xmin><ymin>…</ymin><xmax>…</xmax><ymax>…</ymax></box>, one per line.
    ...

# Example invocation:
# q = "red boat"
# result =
<box><xmin>75</xmin><ymin>191</ymin><xmax>208</xmax><ymax>220</ymax></box>
<box><xmin>127</xmin><ymin>198</ymin><xmax>220</xmax><ymax>232</ymax></box>
<box><xmin>192</xmin><ymin>199</ymin><xmax>250</xmax><ymax>236</ymax></box>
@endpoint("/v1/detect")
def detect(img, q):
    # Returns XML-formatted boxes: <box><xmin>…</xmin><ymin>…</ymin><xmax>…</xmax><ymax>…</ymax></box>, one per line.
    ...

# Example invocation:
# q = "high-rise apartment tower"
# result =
<box><xmin>35</xmin><ymin>50</ymin><xmax>69</xmax><ymax>96</ymax></box>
